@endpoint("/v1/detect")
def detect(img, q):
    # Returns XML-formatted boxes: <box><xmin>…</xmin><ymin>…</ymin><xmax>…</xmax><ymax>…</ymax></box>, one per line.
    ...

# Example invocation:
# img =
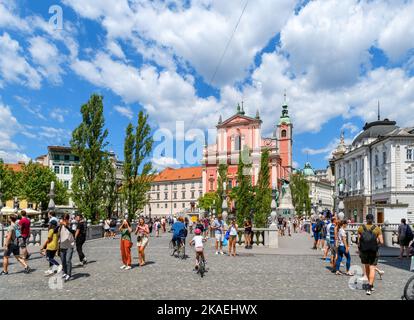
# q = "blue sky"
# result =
<box><xmin>1</xmin><ymin>0</ymin><xmax>414</xmax><ymax>171</ymax></box>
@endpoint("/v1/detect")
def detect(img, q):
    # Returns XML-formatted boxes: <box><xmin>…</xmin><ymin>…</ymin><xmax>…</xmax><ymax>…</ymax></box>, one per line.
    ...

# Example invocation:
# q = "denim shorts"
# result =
<box><xmin>4</xmin><ymin>244</ymin><xmax>20</xmax><ymax>257</ymax></box>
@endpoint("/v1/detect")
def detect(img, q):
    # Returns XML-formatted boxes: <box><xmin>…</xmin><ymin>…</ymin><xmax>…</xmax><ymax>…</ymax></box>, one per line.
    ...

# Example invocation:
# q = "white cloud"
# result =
<box><xmin>0</xmin><ymin>0</ymin><xmax>30</xmax><ymax>32</ymax></box>
<box><xmin>71</xmin><ymin>52</ymin><xmax>222</xmax><ymax>130</ymax></box>
<box><xmin>341</xmin><ymin>122</ymin><xmax>359</xmax><ymax>134</ymax></box>
<box><xmin>50</xmin><ymin>108</ymin><xmax>68</xmax><ymax>123</ymax></box>
<box><xmin>63</xmin><ymin>0</ymin><xmax>297</xmax><ymax>86</ymax></box>
<box><xmin>152</xmin><ymin>156</ymin><xmax>180</xmax><ymax>171</ymax></box>
<box><xmin>29</xmin><ymin>36</ymin><xmax>64</xmax><ymax>84</ymax></box>
<box><xmin>107</xmin><ymin>40</ymin><xmax>126</xmax><ymax>60</ymax></box>
<box><xmin>0</xmin><ymin>33</ymin><xmax>42</xmax><ymax>89</ymax></box>
<box><xmin>0</xmin><ymin>102</ymin><xmax>30</xmax><ymax>163</ymax></box>
<box><xmin>114</xmin><ymin>105</ymin><xmax>133</xmax><ymax>119</ymax></box>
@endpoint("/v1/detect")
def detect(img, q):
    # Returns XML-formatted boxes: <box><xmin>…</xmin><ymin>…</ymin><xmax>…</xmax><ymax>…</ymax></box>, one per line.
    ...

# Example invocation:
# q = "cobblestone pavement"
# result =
<box><xmin>0</xmin><ymin>232</ymin><xmax>412</xmax><ymax>300</ymax></box>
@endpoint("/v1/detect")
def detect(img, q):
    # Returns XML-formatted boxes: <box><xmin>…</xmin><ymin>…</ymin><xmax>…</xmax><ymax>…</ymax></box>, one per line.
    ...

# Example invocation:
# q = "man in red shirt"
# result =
<box><xmin>18</xmin><ymin>210</ymin><xmax>31</xmax><ymax>260</ymax></box>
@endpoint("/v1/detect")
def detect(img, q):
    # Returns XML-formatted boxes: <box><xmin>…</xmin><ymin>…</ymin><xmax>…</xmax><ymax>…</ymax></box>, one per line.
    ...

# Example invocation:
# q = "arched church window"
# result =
<box><xmin>235</xmin><ymin>134</ymin><xmax>241</xmax><ymax>151</ymax></box>
<box><xmin>281</xmin><ymin>130</ymin><xmax>287</xmax><ymax>138</ymax></box>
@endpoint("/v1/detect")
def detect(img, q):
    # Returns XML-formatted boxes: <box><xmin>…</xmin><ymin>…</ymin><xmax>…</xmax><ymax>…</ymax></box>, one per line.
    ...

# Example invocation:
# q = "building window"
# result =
<box><xmin>54</xmin><ymin>166</ymin><xmax>60</xmax><ymax>174</ymax></box>
<box><xmin>182</xmin><ymin>192</ymin><xmax>185</xmax><ymax>199</ymax></box>
<box><xmin>53</xmin><ymin>154</ymin><xmax>60</xmax><ymax>161</ymax></box>
<box><xmin>64</xmin><ymin>181</ymin><xmax>69</xmax><ymax>189</ymax></box>
<box><xmin>182</xmin><ymin>203</ymin><xmax>185</xmax><ymax>208</ymax></box>
<box><xmin>174</xmin><ymin>203</ymin><xmax>177</xmax><ymax>208</ymax></box>
<box><xmin>64</xmin><ymin>155</ymin><xmax>70</xmax><ymax>161</ymax></box>
<box><xmin>281</xmin><ymin>130</ymin><xmax>287</xmax><ymax>138</ymax></box>
<box><xmin>191</xmin><ymin>182</ymin><xmax>195</xmax><ymax>189</ymax></box>
<box><xmin>164</xmin><ymin>185</ymin><xmax>168</xmax><ymax>190</ymax></box>
<box><xmin>157</xmin><ymin>203</ymin><xmax>160</xmax><ymax>208</ymax></box>
<box><xmin>157</xmin><ymin>185</ymin><xmax>160</xmax><ymax>191</ymax></box>
<box><xmin>191</xmin><ymin>191</ymin><xmax>195</xmax><ymax>199</ymax></box>
<box><xmin>383</xmin><ymin>152</ymin><xmax>386</xmax><ymax>165</ymax></box>
<box><xmin>64</xmin><ymin>166</ymin><xmax>70</xmax><ymax>175</ymax></box>
<box><xmin>235</xmin><ymin>135</ymin><xmax>241</xmax><ymax>151</ymax></box>
<box><xmin>173</xmin><ymin>192</ymin><xmax>177</xmax><ymax>199</ymax></box>
<box><xmin>164</xmin><ymin>193</ymin><xmax>168</xmax><ymax>200</ymax></box>
<box><xmin>407</xmin><ymin>149</ymin><xmax>413</xmax><ymax>161</ymax></box>
<box><xmin>173</xmin><ymin>184</ymin><xmax>177</xmax><ymax>190</ymax></box>
<box><xmin>156</xmin><ymin>193</ymin><xmax>160</xmax><ymax>200</ymax></box>
<box><xmin>74</xmin><ymin>156</ymin><xmax>79</xmax><ymax>162</ymax></box>
<box><xmin>375</xmin><ymin>155</ymin><xmax>379</xmax><ymax>167</ymax></box>
<box><xmin>165</xmin><ymin>203</ymin><xmax>168</xmax><ymax>208</ymax></box>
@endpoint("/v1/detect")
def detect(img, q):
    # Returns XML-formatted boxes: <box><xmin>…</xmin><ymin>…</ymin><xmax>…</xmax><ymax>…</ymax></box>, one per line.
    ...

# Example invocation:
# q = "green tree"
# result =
<box><xmin>70</xmin><ymin>94</ymin><xmax>109</xmax><ymax>222</ymax></box>
<box><xmin>18</xmin><ymin>161</ymin><xmax>68</xmax><ymax>210</ymax></box>
<box><xmin>215</xmin><ymin>163</ymin><xmax>228</xmax><ymax>214</ymax></box>
<box><xmin>198</xmin><ymin>192</ymin><xmax>219</xmax><ymax>213</ymax></box>
<box><xmin>0</xmin><ymin>159</ymin><xmax>18</xmax><ymax>201</ymax></box>
<box><xmin>235</xmin><ymin>147</ymin><xmax>254</xmax><ymax>225</ymax></box>
<box><xmin>123</xmin><ymin>111</ymin><xmax>153</xmax><ymax>219</ymax></box>
<box><xmin>102</xmin><ymin>157</ymin><xmax>118</xmax><ymax>219</ymax></box>
<box><xmin>254</xmin><ymin>149</ymin><xmax>272</xmax><ymax>227</ymax></box>
<box><xmin>290</xmin><ymin>172</ymin><xmax>311</xmax><ymax>216</ymax></box>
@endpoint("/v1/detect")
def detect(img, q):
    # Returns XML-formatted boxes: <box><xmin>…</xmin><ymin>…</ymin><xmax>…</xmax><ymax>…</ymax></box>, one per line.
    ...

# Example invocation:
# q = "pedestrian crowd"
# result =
<box><xmin>310</xmin><ymin>212</ymin><xmax>414</xmax><ymax>295</ymax></box>
<box><xmin>1</xmin><ymin>210</ymin><xmax>88</xmax><ymax>282</ymax></box>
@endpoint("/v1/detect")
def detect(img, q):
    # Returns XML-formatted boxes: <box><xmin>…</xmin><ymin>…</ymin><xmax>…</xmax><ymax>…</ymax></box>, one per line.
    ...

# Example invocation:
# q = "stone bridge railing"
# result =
<box><xmin>207</xmin><ymin>227</ymin><xmax>278</xmax><ymax>248</ymax></box>
<box><xmin>344</xmin><ymin>223</ymin><xmax>401</xmax><ymax>248</ymax></box>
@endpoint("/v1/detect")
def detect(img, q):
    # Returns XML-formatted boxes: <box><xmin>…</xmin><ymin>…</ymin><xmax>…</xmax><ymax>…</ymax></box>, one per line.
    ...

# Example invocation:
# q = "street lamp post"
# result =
<box><xmin>0</xmin><ymin>182</ymin><xmax>3</xmax><ymax>224</ymax></box>
<box><xmin>222</xmin><ymin>181</ymin><xmax>228</xmax><ymax>222</ymax></box>
<box><xmin>270</xmin><ymin>183</ymin><xmax>277</xmax><ymax>227</ymax></box>
<box><xmin>48</xmin><ymin>181</ymin><xmax>56</xmax><ymax>212</ymax></box>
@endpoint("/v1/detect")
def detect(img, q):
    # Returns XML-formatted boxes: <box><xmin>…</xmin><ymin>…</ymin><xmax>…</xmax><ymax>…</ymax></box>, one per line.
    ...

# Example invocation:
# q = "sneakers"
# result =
<box><xmin>64</xmin><ymin>275</ymin><xmax>73</xmax><ymax>281</ymax></box>
<box><xmin>220</xmin><ymin>251</ymin><xmax>224</xmax><ymax>255</ymax></box>
<box><xmin>120</xmin><ymin>265</ymin><xmax>127</xmax><ymax>269</ymax></box>
<box><xmin>57</xmin><ymin>265</ymin><xmax>63</xmax><ymax>274</ymax></box>
<box><xmin>82</xmin><ymin>259</ymin><xmax>88</xmax><ymax>265</ymax></box>
<box><xmin>366</xmin><ymin>284</ymin><xmax>372</xmax><ymax>295</ymax></box>
<box><xmin>62</xmin><ymin>273</ymin><xmax>68</xmax><ymax>278</ymax></box>
<box><xmin>44</xmin><ymin>269</ymin><xmax>54</xmax><ymax>276</ymax></box>
<box><xmin>124</xmin><ymin>266</ymin><xmax>132</xmax><ymax>270</ymax></box>
<box><xmin>0</xmin><ymin>271</ymin><xmax>8</xmax><ymax>276</ymax></box>
<box><xmin>215</xmin><ymin>251</ymin><xmax>219</xmax><ymax>255</ymax></box>
<box><xmin>24</xmin><ymin>266</ymin><xmax>31</xmax><ymax>274</ymax></box>
<box><xmin>25</xmin><ymin>253</ymin><xmax>31</xmax><ymax>260</ymax></box>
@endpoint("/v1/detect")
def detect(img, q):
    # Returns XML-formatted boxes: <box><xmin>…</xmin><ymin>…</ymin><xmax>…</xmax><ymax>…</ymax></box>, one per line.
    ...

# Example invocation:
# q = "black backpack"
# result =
<box><xmin>406</xmin><ymin>225</ymin><xmax>414</xmax><ymax>241</ymax></box>
<box><xmin>315</xmin><ymin>221</ymin><xmax>323</xmax><ymax>233</ymax></box>
<box><xmin>359</xmin><ymin>225</ymin><xmax>378</xmax><ymax>252</ymax></box>
<box><xmin>110</xmin><ymin>219</ymin><xmax>116</xmax><ymax>228</ymax></box>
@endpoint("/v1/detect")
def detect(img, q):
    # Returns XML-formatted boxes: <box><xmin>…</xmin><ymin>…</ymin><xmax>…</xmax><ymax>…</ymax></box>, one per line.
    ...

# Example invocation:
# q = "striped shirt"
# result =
<box><xmin>329</xmin><ymin>223</ymin><xmax>336</xmax><ymax>245</ymax></box>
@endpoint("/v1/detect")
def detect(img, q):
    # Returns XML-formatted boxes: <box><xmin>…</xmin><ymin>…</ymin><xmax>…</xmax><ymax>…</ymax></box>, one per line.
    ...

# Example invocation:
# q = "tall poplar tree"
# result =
<box><xmin>70</xmin><ymin>94</ymin><xmax>109</xmax><ymax>222</ymax></box>
<box><xmin>235</xmin><ymin>147</ymin><xmax>253</xmax><ymax>225</ymax></box>
<box><xmin>254</xmin><ymin>149</ymin><xmax>272</xmax><ymax>227</ymax></box>
<box><xmin>290</xmin><ymin>172</ymin><xmax>311</xmax><ymax>216</ymax></box>
<box><xmin>123</xmin><ymin>111</ymin><xmax>153</xmax><ymax>218</ymax></box>
<box><xmin>215</xmin><ymin>163</ymin><xmax>228</xmax><ymax>214</ymax></box>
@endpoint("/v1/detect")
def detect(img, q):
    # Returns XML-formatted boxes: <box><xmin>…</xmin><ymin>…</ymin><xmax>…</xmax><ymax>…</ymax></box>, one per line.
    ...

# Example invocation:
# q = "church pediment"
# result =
<box><xmin>217</xmin><ymin>114</ymin><xmax>261</xmax><ymax>128</ymax></box>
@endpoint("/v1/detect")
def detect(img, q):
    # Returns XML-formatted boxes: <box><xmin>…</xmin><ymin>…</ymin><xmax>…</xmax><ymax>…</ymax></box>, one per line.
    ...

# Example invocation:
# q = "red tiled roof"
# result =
<box><xmin>5</xmin><ymin>163</ymin><xmax>24</xmax><ymax>172</ymax></box>
<box><xmin>153</xmin><ymin>166</ymin><xmax>202</xmax><ymax>182</ymax></box>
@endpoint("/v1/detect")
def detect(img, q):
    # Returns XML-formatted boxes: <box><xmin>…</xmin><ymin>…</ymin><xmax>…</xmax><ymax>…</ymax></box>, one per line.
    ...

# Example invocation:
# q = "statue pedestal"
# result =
<box><xmin>267</xmin><ymin>223</ymin><xmax>279</xmax><ymax>248</ymax></box>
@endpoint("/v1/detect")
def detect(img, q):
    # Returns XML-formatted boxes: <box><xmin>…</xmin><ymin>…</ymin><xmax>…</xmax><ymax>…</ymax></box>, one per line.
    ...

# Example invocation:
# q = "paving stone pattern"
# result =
<box><xmin>0</xmin><ymin>232</ymin><xmax>412</xmax><ymax>300</ymax></box>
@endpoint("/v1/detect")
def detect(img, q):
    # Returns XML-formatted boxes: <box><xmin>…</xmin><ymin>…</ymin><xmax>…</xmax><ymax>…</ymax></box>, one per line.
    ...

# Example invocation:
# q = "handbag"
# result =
<box><xmin>225</xmin><ymin>229</ymin><xmax>230</xmax><ymax>240</ymax></box>
<box><xmin>222</xmin><ymin>237</ymin><xmax>228</xmax><ymax>247</ymax></box>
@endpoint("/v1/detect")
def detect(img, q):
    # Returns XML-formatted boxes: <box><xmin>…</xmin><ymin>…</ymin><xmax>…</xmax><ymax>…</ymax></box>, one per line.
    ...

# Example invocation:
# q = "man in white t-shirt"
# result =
<box><xmin>212</xmin><ymin>215</ymin><xmax>225</xmax><ymax>255</ymax></box>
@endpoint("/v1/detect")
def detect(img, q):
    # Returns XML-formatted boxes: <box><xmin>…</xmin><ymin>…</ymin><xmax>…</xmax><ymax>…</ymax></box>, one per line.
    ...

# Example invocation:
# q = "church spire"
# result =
<box><xmin>279</xmin><ymin>91</ymin><xmax>291</xmax><ymax>125</ymax></box>
<box><xmin>240</xmin><ymin>101</ymin><xmax>245</xmax><ymax>115</ymax></box>
<box><xmin>218</xmin><ymin>114</ymin><xmax>222</xmax><ymax>124</ymax></box>
<box><xmin>255</xmin><ymin>109</ymin><xmax>260</xmax><ymax>119</ymax></box>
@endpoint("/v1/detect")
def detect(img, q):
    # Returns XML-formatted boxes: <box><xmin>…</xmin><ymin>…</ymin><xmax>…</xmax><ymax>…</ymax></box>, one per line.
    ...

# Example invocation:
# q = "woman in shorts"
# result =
<box><xmin>244</xmin><ymin>218</ymin><xmax>252</xmax><ymax>249</ymax></box>
<box><xmin>228</xmin><ymin>219</ymin><xmax>238</xmax><ymax>257</ymax></box>
<box><xmin>135</xmin><ymin>217</ymin><xmax>150</xmax><ymax>266</ymax></box>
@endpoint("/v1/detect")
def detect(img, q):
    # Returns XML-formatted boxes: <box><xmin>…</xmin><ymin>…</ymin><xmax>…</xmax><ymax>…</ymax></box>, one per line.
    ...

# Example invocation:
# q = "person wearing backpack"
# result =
<box><xmin>1</xmin><ymin>214</ymin><xmax>31</xmax><ymax>275</ymax></box>
<box><xmin>357</xmin><ymin>213</ymin><xmax>383</xmax><ymax>296</ymax></box>
<box><xmin>59</xmin><ymin>214</ymin><xmax>75</xmax><ymax>281</ymax></box>
<box><xmin>398</xmin><ymin>218</ymin><xmax>413</xmax><ymax>259</ymax></box>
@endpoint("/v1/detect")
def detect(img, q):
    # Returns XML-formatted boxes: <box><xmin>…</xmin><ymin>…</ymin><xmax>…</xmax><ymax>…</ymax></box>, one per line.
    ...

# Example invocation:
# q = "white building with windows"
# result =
<box><xmin>144</xmin><ymin>167</ymin><xmax>203</xmax><ymax>217</ymax></box>
<box><xmin>302</xmin><ymin>163</ymin><xmax>334</xmax><ymax>212</ymax></box>
<box><xmin>36</xmin><ymin>146</ymin><xmax>124</xmax><ymax>210</ymax></box>
<box><xmin>330</xmin><ymin>118</ymin><xmax>414</xmax><ymax>223</ymax></box>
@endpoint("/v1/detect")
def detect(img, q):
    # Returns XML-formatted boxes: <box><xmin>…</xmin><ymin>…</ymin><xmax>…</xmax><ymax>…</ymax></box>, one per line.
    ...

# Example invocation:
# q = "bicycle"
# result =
<box><xmin>169</xmin><ymin>238</ymin><xmax>186</xmax><ymax>259</ymax></box>
<box><xmin>403</xmin><ymin>274</ymin><xmax>414</xmax><ymax>300</ymax></box>
<box><xmin>197</xmin><ymin>257</ymin><xmax>206</xmax><ymax>278</ymax></box>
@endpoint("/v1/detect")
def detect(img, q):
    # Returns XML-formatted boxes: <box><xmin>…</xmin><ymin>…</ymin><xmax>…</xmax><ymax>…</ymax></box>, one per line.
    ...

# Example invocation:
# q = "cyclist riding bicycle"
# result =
<box><xmin>171</xmin><ymin>216</ymin><xmax>187</xmax><ymax>249</ymax></box>
<box><xmin>190</xmin><ymin>228</ymin><xmax>206</xmax><ymax>271</ymax></box>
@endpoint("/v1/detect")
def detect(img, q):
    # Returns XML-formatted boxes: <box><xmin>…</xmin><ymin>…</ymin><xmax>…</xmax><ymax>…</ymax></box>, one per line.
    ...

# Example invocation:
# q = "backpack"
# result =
<box><xmin>359</xmin><ymin>225</ymin><xmax>378</xmax><ymax>252</ymax></box>
<box><xmin>59</xmin><ymin>225</ymin><xmax>75</xmax><ymax>249</ymax></box>
<box><xmin>406</xmin><ymin>225</ymin><xmax>414</xmax><ymax>241</ymax></box>
<box><xmin>14</xmin><ymin>223</ymin><xmax>21</xmax><ymax>239</ymax></box>
<box><xmin>315</xmin><ymin>221</ymin><xmax>323</xmax><ymax>233</ymax></box>
<box><xmin>110</xmin><ymin>219</ymin><xmax>116</xmax><ymax>228</ymax></box>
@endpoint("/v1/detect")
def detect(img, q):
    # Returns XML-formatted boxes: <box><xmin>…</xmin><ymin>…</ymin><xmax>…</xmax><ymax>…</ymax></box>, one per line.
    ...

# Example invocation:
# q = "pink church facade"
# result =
<box><xmin>201</xmin><ymin>102</ymin><xmax>293</xmax><ymax>195</ymax></box>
